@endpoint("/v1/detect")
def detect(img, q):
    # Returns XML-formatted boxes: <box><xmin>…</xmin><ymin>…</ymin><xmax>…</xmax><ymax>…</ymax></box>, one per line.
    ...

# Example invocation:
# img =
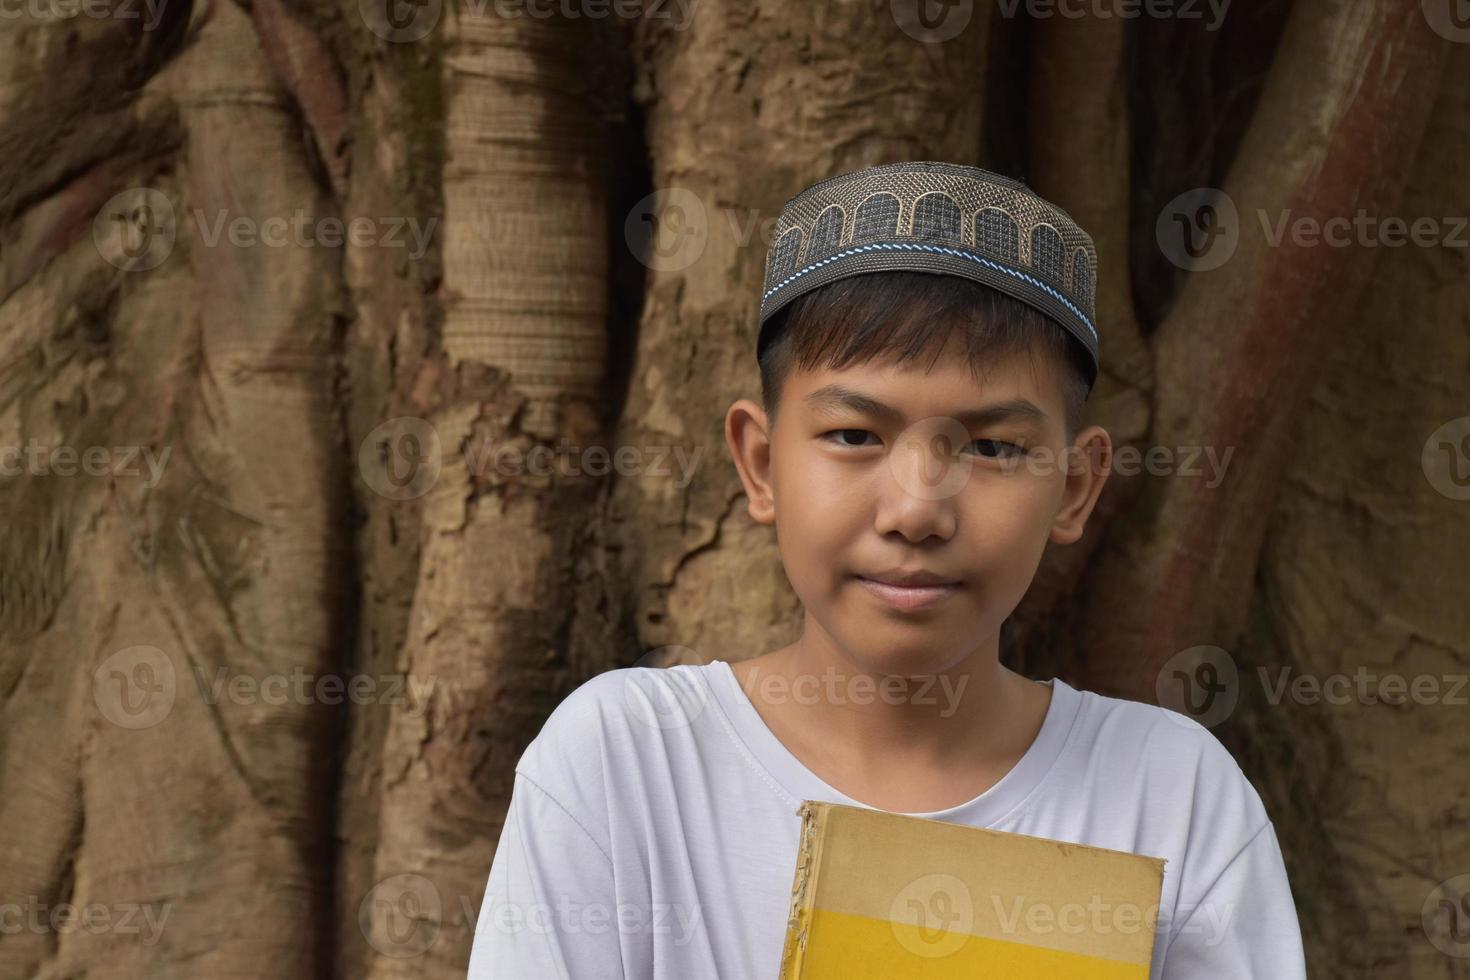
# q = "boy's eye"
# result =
<box><xmin>821</xmin><ymin>428</ymin><xmax>880</xmax><ymax>448</ymax></box>
<box><xmin>969</xmin><ymin>438</ymin><xmax>1025</xmax><ymax>459</ymax></box>
<box><xmin>821</xmin><ymin>429</ymin><xmax>1025</xmax><ymax>459</ymax></box>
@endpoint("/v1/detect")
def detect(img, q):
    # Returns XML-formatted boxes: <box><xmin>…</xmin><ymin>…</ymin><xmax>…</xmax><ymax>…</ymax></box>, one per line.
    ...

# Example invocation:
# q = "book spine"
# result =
<box><xmin>777</xmin><ymin>802</ymin><xmax>826</xmax><ymax>979</ymax></box>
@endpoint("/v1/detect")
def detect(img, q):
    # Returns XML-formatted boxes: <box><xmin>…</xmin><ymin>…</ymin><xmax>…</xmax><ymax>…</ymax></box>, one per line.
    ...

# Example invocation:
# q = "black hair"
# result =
<box><xmin>758</xmin><ymin>271</ymin><xmax>1093</xmax><ymax>441</ymax></box>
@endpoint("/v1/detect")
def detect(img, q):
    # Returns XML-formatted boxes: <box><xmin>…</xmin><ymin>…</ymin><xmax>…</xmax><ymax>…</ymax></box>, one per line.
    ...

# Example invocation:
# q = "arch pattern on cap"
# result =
<box><xmin>911</xmin><ymin>191</ymin><xmax>962</xmax><ymax>243</ymax></box>
<box><xmin>853</xmin><ymin>192</ymin><xmax>901</xmax><ymax>243</ymax></box>
<box><xmin>975</xmin><ymin>207</ymin><xmax>1020</xmax><ymax>264</ymax></box>
<box><xmin>808</xmin><ymin>205</ymin><xmax>846</xmax><ymax>262</ymax></box>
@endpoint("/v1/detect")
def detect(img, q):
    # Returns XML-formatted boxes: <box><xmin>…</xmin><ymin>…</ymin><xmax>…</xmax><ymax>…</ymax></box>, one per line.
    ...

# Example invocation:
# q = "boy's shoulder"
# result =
<box><xmin>512</xmin><ymin>664</ymin><xmax>713</xmax><ymax>791</ymax></box>
<box><xmin>1065</xmin><ymin>681</ymin><xmax>1271</xmax><ymax>830</ymax></box>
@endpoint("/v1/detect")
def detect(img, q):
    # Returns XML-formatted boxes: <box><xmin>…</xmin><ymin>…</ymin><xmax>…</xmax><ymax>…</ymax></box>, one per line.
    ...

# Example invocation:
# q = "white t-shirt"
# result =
<box><xmin>466</xmin><ymin>661</ymin><xmax>1306</xmax><ymax>980</ymax></box>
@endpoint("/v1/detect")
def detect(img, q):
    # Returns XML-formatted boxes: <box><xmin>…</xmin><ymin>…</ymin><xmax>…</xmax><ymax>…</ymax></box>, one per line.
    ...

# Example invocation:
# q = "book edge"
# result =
<box><xmin>776</xmin><ymin>801</ymin><xmax>828</xmax><ymax>979</ymax></box>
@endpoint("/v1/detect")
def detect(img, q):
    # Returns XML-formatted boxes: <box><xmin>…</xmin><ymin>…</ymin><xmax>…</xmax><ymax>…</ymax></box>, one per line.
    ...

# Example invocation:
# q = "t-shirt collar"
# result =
<box><xmin>703</xmin><ymin>658</ymin><xmax>1082</xmax><ymax>826</ymax></box>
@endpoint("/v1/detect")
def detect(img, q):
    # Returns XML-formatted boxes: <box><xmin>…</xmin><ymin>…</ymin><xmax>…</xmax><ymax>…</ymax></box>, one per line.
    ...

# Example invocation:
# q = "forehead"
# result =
<box><xmin>785</xmin><ymin>334</ymin><xmax>1066</xmax><ymax>423</ymax></box>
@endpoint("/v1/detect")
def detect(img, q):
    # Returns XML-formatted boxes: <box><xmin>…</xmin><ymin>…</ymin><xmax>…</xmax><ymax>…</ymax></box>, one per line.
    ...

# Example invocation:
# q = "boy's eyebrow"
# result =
<box><xmin>802</xmin><ymin>383</ymin><xmax>1049</xmax><ymax>427</ymax></box>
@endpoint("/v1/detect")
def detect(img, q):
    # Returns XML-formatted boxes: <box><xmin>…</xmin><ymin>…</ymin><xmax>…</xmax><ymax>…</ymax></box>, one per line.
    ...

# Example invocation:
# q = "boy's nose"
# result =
<box><xmin>872</xmin><ymin>442</ymin><xmax>962</xmax><ymax>544</ymax></box>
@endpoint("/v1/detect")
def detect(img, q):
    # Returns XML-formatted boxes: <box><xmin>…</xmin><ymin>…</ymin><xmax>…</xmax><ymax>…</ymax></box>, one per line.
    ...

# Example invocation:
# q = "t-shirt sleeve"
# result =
<box><xmin>1160</xmin><ymin>821</ymin><xmax>1307</xmax><ymax>979</ymax></box>
<box><xmin>466</xmin><ymin>771</ymin><xmax>626</xmax><ymax>980</ymax></box>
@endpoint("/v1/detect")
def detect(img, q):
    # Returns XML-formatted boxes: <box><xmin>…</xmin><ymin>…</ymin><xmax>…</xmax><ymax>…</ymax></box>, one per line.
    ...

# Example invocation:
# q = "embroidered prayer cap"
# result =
<box><xmin>757</xmin><ymin>161</ymin><xmax>1100</xmax><ymax>393</ymax></box>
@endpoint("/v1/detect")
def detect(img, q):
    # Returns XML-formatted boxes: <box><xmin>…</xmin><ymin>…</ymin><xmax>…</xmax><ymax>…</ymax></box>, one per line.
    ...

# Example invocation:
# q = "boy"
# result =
<box><xmin>466</xmin><ymin>161</ymin><xmax>1307</xmax><ymax>979</ymax></box>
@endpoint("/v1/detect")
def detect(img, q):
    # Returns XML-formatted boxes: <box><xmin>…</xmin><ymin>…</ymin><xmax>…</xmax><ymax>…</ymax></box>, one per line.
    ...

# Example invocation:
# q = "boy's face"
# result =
<box><xmin>726</xmin><ymin>330</ymin><xmax>1112</xmax><ymax>678</ymax></box>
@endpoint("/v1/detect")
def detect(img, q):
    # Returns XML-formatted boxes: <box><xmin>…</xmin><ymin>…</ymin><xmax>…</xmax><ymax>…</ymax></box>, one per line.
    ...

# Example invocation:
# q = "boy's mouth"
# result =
<box><xmin>853</xmin><ymin>570</ymin><xmax>962</xmax><ymax>612</ymax></box>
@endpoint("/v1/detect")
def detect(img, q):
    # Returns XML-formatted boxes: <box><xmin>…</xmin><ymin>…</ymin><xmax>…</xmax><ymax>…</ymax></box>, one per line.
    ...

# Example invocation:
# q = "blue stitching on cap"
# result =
<box><xmin>762</xmin><ymin>241</ymin><xmax>1098</xmax><ymax>341</ymax></box>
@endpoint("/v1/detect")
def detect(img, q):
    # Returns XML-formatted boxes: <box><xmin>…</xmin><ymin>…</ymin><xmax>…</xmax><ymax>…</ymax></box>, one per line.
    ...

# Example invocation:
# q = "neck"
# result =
<box><xmin>748</xmin><ymin>618</ymin><xmax>1044</xmax><ymax>771</ymax></box>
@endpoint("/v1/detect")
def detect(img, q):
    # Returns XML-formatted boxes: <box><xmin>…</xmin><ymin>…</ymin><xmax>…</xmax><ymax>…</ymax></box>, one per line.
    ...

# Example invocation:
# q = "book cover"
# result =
<box><xmin>777</xmin><ymin>801</ymin><xmax>1166</xmax><ymax>979</ymax></box>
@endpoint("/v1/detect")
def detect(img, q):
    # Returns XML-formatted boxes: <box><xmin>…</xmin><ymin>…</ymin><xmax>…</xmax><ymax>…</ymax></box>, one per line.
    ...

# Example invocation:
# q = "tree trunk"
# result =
<box><xmin>0</xmin><ymin>2</ymin><xmax>1464</xmax><ymax>978</ymax></box>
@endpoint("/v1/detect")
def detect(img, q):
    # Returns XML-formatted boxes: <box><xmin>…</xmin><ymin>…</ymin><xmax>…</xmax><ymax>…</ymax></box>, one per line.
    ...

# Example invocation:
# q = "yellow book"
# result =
<box><xmin>778</xmin><ymin>801</ymin><xmax>1166</xmax><ymax>979</ymax></box>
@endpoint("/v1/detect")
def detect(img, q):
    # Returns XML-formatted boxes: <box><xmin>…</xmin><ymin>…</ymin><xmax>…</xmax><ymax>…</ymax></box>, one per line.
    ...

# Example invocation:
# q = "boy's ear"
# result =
<box><xmin>725</xmin><ymin>399</ymin><xmax>776</xmax><ymax>525</ymax></box>
<box><xmin>1049</xmin><ymin>425</ymin><xmax>1112</xmax><ymax>546</ymax></box>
